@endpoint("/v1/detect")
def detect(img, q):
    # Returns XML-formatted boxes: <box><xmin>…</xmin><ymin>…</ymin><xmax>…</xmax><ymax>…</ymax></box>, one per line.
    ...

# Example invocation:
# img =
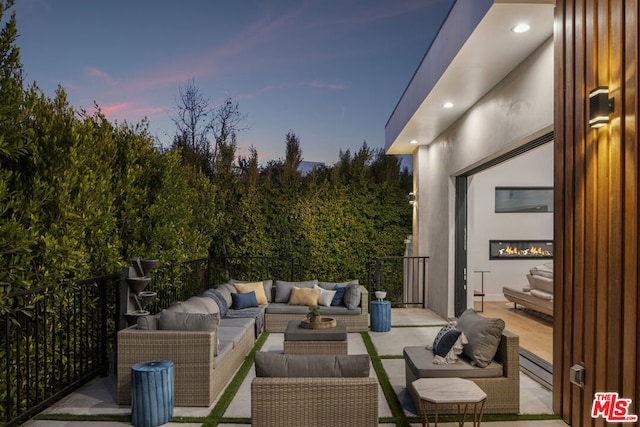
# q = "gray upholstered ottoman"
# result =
<box><xmin>284</xmin><ymin>320</ymin><xmax>348</xmax><ymax>354</ymax></box>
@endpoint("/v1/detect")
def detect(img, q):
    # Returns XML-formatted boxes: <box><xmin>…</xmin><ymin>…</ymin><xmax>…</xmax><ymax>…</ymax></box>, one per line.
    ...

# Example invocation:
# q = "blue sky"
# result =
<box><xmin>12</xmin><ymin>0</ymin><xmax>454</xmax><ymax>165</ymax></box>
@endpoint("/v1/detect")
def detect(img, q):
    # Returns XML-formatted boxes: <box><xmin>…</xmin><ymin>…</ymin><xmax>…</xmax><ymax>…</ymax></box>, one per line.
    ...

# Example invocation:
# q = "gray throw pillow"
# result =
<box><xmin>136</xmin><ymin>314</ymin><xmax>159</xmax><ymax>330</ymax></box>
<box><xmin>456</xmin><ymin>309</ymin><xmax>505</xmax><ymax>368</ymax></box>
<box><xmin>254</xmin><ymin>352</ymin><xmax>370</xmax><ymax>378</ymax></box>
<box><xmin>342</xmin><ymin>282</ymin><xmax>361</xmax><ymax>309</ymax></box>
<box><xmin>274</xmin><ymin>279</ymin><xmax>318</xmax><ymax>303</ymax></box>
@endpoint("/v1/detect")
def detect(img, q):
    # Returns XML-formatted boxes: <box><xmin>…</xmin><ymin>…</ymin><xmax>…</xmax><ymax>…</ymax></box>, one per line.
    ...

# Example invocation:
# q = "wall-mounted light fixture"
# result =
<box><xmin>408</xmin><ymin>192</ymin><xmax>416</xmax><ymax>205</ymax></box>
<box><xmin>589</xmin><ymin>86</ymin><xmax>615</xmax><ymax>128</ymax></box>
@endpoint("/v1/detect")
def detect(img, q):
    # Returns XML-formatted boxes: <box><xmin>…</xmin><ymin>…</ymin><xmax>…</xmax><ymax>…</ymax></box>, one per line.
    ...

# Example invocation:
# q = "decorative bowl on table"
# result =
<box><xmin>375</xmin><ymin>291</ymin><xmax>387</xmax><ymax>301</ymax></box>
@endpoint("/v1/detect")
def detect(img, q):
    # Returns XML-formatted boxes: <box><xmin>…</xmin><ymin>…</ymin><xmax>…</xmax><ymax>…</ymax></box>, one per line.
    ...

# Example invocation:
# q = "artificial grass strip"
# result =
<box><xmin>361</xmin><ymin>331</ymin><xmax>411</xmax><ymax>427</ymax></box>
<box><xmin>206</xmin><ymin>332</ymin><xmax>269</xmax><ymax>425</ymax></box>
<box><xmin>392</xmin><ymin>323</ymin><xmax>446</xmax><ymax>328</ymax></box>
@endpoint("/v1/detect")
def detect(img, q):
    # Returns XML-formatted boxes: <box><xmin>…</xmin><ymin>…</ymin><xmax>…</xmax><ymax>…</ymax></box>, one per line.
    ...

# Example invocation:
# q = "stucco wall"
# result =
<box><xmin>413</xmin><ymin>37</ymin><xmax>554</xmax><ymax>318</ymax></box>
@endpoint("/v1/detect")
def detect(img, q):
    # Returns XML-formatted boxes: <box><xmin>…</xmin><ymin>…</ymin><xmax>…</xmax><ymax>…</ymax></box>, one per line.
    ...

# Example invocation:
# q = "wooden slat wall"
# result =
<box><xmin>554</xmin><ymin>0</ymin><xmax>639</xmax><ymax>425</ymax></box>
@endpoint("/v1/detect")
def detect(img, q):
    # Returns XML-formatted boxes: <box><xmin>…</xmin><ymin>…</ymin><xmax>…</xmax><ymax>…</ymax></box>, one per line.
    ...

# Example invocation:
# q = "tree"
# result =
<box><xmin>171</xmin><ymin>78</ymin><xmax>212</xmax><ymax>174</ymax></box>
<box><xmin>210</xmin><ymin>96</ymin><xmax>245</xmax><ymax>168</ymax></box>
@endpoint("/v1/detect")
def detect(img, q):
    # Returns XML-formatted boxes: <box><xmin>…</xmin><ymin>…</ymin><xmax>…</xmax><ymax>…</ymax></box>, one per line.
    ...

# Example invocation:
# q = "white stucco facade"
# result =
<box><xmin>412</xmin><ymin>38</ymin><xmax>554</xmax><ymax>318</ymax></box>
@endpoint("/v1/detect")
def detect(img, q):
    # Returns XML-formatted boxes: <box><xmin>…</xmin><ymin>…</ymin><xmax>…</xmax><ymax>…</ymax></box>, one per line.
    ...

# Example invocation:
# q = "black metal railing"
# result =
<box><xmin>1</xmin><ymin>273</ymin><xmax>121</xmax><ymax>427</ymax></box>
<box><xmin>368</xmin><ymin>256</ymin><xmax>429</xmax><ymax>307</ymax></box>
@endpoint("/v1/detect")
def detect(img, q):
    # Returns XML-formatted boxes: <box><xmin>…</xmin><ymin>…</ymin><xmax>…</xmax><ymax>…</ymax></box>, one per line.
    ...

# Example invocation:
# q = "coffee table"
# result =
<box><xmin>283</xmin><ymin>319</ymin><xmax>348</xmax><ymax>354</ymax></box>
<box><xmin>412</xmin><ymin>377</ymin><xmax>486</xmax><ymax>427</ymax></box>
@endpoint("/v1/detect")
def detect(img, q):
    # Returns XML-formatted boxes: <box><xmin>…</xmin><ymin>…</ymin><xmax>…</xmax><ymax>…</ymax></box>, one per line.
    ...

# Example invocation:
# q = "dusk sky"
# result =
<box><xmin>12</xmin><ymin>0</ymin><xmax>454</xmax><ymax>165</ymax></box>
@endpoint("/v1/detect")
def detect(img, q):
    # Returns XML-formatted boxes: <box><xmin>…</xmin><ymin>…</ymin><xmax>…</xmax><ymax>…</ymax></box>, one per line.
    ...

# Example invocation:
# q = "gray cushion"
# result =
<box><xmin>215</xmin><ymin>284</ymin><xmax>233</xmax><ymax>308</ymax></box>
<box><xmin>456</xmin><ymin>309</ymin><xmax>505</xmax><ymax>368</ymax></box>
<box><xmin>254</xmin><ymin>352</ymin><xmax>370</xmax><ymax>378</ymax></box>
<box><xmin>159</xmin><ymin>311</ymin><xmax>220</xmax><ymax>332</ymax></box>
<box><xmin>404</xmin><ymin>346</ymin><xmax>503</xmax><ymax>378</ymax></box>
<box><xmin>216</xmin><ymin>326</ymin><xmax>246</xmax><ymax>347</ymax></box>
<box><xmin>274</xmin><ymin>280</ymin><xmax>318</xmax><ymax>303</ymax></box>
<box><xmin>181</xmin><ymin>296</ymin><xmax>220</xmax><ymax>314</ymax></box>
<box><xmin>342</xmin><ymin>282</ymin><xmax>361</xmax><ymax>309</ymax></box>
<box><xmin>318</xmin><ymin>279</ymin><xmax>358</xmax><ymax>291</ymax></box>
<box><xmin>137</xmin><ymin>314</ymin><xmax>159</xmax><ymax>330</ymax></box>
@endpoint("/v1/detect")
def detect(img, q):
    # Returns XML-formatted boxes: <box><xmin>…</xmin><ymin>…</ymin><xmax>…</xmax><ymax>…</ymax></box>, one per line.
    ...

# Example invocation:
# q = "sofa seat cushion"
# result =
<box><xmin>265</xmin><ymin>302</ymin><xmax>361</xmax><ymax>315</ymax></box>
<box><xmin>255</xmin><ymin>352</ymin><xmax>370</xmax><ymax>377</ymax></box>
<box><xmin>217</xmin><ymin>326</ymin><xmax>247</xmax><ymax>347</ymax></box>
<box><xmin>530</xmin><ymin>288</ymin><xmax>553</xmax><ymax>300</ymax></box>
<box><xmin>219</xmin><ymin>317</ymin><xmax>255</xmax><ymax>331</ymax></box>
<box><xmin>404</xmin><ymin>346</ymin><xmax>503</xmax><ymax>379</ymax></box>
<box><xmin>214</xmin><ymin>340</ymin><xmax>234</xmax><ymax>368</ymax></box>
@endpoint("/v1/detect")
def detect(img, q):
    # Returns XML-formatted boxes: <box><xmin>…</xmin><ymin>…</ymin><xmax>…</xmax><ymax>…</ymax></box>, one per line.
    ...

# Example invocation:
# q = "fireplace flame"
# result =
<box><xmin>498</xmin><ymin>243</ymin><xmax>552</xmax><ymax>257</ymax></box>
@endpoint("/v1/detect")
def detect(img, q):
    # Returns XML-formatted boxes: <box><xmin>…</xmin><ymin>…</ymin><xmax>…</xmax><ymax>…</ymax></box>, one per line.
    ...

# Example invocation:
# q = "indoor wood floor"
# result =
<box><xmin>474</xmin><ymin>300</ymin><xmax>553</xmax><ymax>364</ymax></box>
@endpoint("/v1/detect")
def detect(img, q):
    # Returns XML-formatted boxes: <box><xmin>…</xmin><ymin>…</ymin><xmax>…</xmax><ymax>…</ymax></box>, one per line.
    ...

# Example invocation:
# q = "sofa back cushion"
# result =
<box><xmin>181</xmin><ymin>296</ymin><xmax>220</xmax><ymax>315</ymax></box>
<box><xmin>275</xmin><ymin>280</ymin><xmax>318</xmax><ymax>303</ymax></box>
<box><xmin>255</xmin><ymin>352</ymin><xmax>370</xmax><ymax>377</ymax></box>
<box><xmin>456</xmin><ymin>309</ymin><xmax>505</xmax><ymax>368</ymax></box>
<box><xmin>159</xmin><ymin>311</ymin><xmax>220</xmax><ymax>332</ymax></box>
<box><xmin>528</xmin><ymin>274</ymin><xmax>553</xmax><ymax>294</ymax></box>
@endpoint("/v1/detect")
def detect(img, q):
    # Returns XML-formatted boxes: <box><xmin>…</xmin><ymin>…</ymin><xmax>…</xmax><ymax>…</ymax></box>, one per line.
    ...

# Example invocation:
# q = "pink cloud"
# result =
<box><xmin>238</xmin><ymin>80</ymin><xmax>349</xmax><ymax>100</ymax></box>
<box><xmin>98</xmin><ymin>102</ymin><xmax>166</xmax><ymax>122</ymax></box>
<box><xmin>85</xmin><ymin>66</ymin><xmax>120</xmax><ymax>86</ymax></box>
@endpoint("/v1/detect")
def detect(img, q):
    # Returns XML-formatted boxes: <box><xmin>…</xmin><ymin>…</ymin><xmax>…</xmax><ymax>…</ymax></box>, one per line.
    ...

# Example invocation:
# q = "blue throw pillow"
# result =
<box><xmin>433</xmin><ymin>329</ymin><xmax>462</xmax><ymax>357</ymax></box>
<box><xmin>331</xmin><ymin>285</ymin><xmax>347</xmax><ymax>306</ymax></box>
<box><xmin>231</xmin><ymin>291</ymin><xmax>258</xmax><ymax>309</ymax></box>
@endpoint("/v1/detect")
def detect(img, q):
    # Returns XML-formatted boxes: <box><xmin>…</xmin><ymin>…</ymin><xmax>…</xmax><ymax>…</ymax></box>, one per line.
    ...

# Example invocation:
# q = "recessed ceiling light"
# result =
<box><xmin>410</xmin><ymin>139</ymin><xmax>418</xmax><ymax>144</ymax></box>
<box><xmin>512</xmin><ymin>23</ymin><xmax>530</xmax><ymax>33</ymax></box>
<box><xmin>442</xmin><ymin>102</ymin><xmax>454</xmax><ymax>109</ymax></box>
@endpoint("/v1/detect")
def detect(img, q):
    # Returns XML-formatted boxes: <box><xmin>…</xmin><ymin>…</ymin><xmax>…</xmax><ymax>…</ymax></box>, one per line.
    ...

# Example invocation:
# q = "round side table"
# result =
<box><xmin>131</xmin><ymin>359</ymin><xmax>174</xmax><ymax>427</ymax></box>
<box><xmin>370</xmin><ymin>300</ymin><xmax>391</xmax><ymax>332</ymax></box>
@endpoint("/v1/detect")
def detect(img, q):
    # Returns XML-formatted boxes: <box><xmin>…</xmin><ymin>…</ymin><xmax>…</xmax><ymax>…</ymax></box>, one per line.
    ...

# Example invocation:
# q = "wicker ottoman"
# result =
<box><xmin>284</xmin><ymin>320</ymin><xmax>348</xmax><ymax>354</ymax></box>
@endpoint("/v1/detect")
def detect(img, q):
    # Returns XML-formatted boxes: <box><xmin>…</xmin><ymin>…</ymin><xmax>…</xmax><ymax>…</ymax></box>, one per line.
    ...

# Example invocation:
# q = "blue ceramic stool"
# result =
<box><xmin>131</xmin><ymin>360</ymin><xmax>174</xmax><ymax>427</ymax></box>
<box><xmin>370</xmin><ymin>300</ymin><xmax>391</xmax><ymax>332</ymax></box>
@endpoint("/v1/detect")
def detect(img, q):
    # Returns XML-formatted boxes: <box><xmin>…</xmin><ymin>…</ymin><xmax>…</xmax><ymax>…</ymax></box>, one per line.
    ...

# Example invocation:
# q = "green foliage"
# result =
<box><xmin>1</xmin><ymin>1</ymin><xmax>411</xmax><ymax>297</ymax></box>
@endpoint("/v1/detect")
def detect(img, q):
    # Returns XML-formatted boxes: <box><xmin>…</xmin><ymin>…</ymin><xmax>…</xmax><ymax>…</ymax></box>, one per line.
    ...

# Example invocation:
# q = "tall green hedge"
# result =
<box><xmin>0</xmin><ymin>1</ymin><xmax>411</xmax><ymax>300</ymax></box>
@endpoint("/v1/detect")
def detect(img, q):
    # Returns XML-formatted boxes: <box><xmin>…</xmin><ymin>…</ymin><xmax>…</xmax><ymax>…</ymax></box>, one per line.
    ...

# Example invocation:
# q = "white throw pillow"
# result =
<box><xmin>314</xmin><ymin>285</ymin><xmax>337</xmax><ymax>307</ymax></box>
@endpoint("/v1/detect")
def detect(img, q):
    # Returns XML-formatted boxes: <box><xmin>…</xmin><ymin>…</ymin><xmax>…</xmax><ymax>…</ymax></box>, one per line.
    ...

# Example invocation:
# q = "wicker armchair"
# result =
<box><xmin>405</xmin><ymin>329</ymin><xmax>520</xmax><ymax>414</ymax></box>
<box><xmin>251</xmin><ymin>377</ymin><xmax>378</xmax><ymax>427</ymax></box>
<box><xmin>251</xmin><ymin>352</ymin><xmax>378</xmax><ymax>427</ymax></box>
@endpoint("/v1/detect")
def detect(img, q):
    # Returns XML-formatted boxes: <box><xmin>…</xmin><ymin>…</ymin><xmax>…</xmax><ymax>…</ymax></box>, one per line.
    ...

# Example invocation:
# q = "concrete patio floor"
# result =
<box><xmin>22</xmin><ymin>308</ymin><xmax>567</xmax><ymax>426</ymax></box>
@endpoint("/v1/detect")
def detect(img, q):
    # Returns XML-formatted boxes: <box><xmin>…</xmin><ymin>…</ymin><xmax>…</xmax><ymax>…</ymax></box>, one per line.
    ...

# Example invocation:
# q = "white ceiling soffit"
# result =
<box><xmin>385</xmin><ymin>0</ymin><xmax>554</xmax><ymax>155</ymax></box>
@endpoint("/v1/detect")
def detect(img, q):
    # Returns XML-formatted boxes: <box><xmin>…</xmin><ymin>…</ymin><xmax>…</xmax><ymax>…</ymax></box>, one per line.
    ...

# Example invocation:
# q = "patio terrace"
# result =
<box><xmin>23</xmin><ymin>308</ymin><xmax>566</xmax><ymax>427</ymax></box>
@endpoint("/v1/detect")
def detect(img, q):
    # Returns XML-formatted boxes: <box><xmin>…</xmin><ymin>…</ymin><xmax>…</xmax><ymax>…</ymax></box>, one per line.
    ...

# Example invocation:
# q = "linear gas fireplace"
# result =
<box><xmin>489</xmin><ymin>240</ymin><xmax>553</xmax><ymax>260</ymax></box>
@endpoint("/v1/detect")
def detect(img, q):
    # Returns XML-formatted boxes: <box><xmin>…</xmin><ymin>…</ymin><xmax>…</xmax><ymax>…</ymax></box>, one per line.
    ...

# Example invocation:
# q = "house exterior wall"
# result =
<box><xmin>413</xmin><ymin>37</ymin><xmax>554</xmax><ymax>318</ymax></box>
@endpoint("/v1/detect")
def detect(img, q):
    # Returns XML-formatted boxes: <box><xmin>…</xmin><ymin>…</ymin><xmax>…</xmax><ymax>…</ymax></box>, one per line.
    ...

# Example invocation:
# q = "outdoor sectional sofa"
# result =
<box><xmin>117</xmin><ymin>294</ymin><xmax>256</xmax><ymax>406</ymax></box>
<box><xmin>117</xmin><ymin>278</ymin><xmax>367</xmax><ymax>407</ymax></box>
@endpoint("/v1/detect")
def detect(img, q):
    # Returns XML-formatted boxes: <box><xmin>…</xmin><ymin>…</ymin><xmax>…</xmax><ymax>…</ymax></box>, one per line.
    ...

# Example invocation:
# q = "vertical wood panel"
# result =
<box><xmin>556</xmin><ymin>0</ymin><xmax>639</xmax><ymax>424</ymax></box>
<box><xmin>624</xmin><ymin>0</ymin><xmax>640</xmax><ymax>416</ymax></box>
